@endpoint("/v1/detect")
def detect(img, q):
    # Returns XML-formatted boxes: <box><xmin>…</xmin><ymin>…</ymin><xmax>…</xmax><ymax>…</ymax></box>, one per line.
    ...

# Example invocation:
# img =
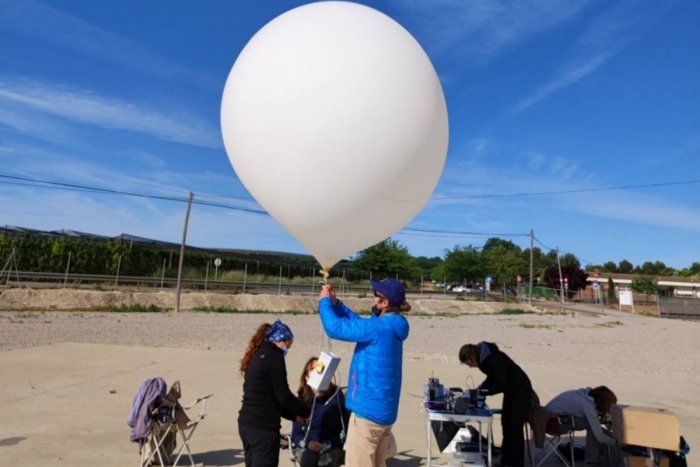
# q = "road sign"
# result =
<box><xmin>214</xmin><ymin>258</ymin><xmax>222</xmax><ymax>280</ymax></box>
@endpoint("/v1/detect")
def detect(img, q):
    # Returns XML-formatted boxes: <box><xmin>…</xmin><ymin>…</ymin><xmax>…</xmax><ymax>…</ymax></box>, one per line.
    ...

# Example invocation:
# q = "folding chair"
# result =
<box><xmin>140</xmin><ymin>381</ymin><xmax>213</xmax><ymax>467</ymax></box>
<box><xmin>527</xmin><ymin>408</ymin><xmax>576</xmax><ymax>467</ymax></box>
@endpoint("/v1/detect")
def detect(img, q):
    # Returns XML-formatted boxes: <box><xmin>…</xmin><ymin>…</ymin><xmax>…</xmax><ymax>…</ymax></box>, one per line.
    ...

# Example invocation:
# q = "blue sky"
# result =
<box><xmin>1</xmin><ymin>0</ymin><xmax>699</xmax><ymax>270</ymax></box>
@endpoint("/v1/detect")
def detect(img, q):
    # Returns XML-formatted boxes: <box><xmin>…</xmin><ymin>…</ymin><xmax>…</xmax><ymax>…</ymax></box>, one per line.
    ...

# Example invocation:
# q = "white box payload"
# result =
<box><xmin>307</xmin><ymin>351</ymin><xmax>341</xmax><ymax>391</ymax></box>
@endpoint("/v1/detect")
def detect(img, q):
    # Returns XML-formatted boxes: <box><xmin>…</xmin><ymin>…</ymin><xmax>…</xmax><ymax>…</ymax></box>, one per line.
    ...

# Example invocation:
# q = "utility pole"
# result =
<box><xmin>175</xmin><ymin>192</ymin><xmax>194</xmax><ymax>312</ymax></box>
<box><xmin>528</xmin><ymin>229</ymin><xmax>534</xmax><ymax>305</ymax></box>
<box><xmin>556</xmin><ymin>247</ymin><xmax>564</xmax><ymax>305</ymax></box>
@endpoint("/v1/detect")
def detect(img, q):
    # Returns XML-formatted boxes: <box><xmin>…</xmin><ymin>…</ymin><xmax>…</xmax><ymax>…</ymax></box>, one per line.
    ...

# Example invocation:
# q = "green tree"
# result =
<box><xmin>639</xmin><ymin>261</ymin><xmax>673</xmax><ymax>276</ymax></box>
<box><xmin>519</xmin><ymin>247</ymin><xmax>554</xmax><ymax>287</ymax></box>
<box><xmin>430</xmin><ymin>262</ymin><xmax>446</xmax><ymax>283</ymax></box>
<box><xmin>351</xmin><ymin>238</ymin><xmax>419</xmax><ymax>280</ymax></box>
<box><xmin>607</xmin><ymin>276</ymin><xmax>616</xmax><ymax>302</ymax></box>
<box><xmin>560</xmin><ymin>253</ymin><xmax>581</xmax><ymax>269</ymax></box>
<box><xmin>601</xmin><ymin>261</ymin><xmax>618</xmax><ymax>273</ymax></box>
<box><xmin>631</xmin><ymin>276</ymin><xmax>658</xmax><ymax>295</ymax></box>
<box><xmin>677</xmin><ymin>262</ymin><xmax>700</xmax><ymax>278</ymax></box>
<box><xmin>442</xmin><ymin>245</ymin><xmax>485</xmax><ymax>284</ymax></box>
<box><xmin>414</xmin><ymin>256</ymin><xmax>443</xmax><ymax>280</ymax></box>
<box><xmin>692</xmin><ymin>262</ymin><xmax>700</xmax><ymax>275</ymax></box>
<box><xmin>481</xmin><ymin>238</ymin><xmax>526</xmax><ymax>286</ymax></box>
<box><xmin>618</xmin><ymin>260</ymin><xmax>634</xmax><ymax>273</ymax></box>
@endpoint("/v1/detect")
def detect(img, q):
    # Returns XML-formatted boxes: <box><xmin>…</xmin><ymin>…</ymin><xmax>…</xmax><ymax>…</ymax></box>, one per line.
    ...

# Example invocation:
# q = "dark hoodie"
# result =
<box><xmin>477</xmin><ymin>341</ymin><xmax>532</xmax><ymax>398</ymax></box>
<box><xmin>238</xmin><ymin>340</ymin><xmax>310</xmax><ymax>431</ymax></box>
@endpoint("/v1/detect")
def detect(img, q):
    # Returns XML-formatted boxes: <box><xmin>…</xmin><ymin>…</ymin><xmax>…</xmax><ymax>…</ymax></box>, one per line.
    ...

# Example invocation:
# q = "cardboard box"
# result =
<box><xmin>306</xmin><ymin>351</ymin><xmax>341</xmax><ymax>391</ymax></box>
<box><xmin>623</xmin><ymin>454</ymin><xmax>669</xmax><ymax>467</ymax></box>
<box><xmin>612</xmin><ymin>404</ymin><xmax>680</xmax><ymax>451</ymax></box>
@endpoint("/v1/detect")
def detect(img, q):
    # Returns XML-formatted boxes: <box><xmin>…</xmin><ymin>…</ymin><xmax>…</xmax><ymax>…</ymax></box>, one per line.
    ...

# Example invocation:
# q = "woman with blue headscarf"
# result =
<box><xmin>239</xmin><ymin>320</ymin><xmax>311</xmax><ymax>467</ymax></box>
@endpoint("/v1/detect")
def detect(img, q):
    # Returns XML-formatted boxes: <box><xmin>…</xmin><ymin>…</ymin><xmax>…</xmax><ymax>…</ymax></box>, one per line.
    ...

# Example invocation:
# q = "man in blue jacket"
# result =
<box><xmin>318</xmin><ymin>278</ymin><xmax>410</xmax><ymax>467</ymax></box>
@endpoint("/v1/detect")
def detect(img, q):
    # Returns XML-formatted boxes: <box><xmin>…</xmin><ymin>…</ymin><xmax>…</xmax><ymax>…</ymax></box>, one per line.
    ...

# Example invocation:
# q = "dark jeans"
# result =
<box><xmin>501</xmin><ymin>394</ymin><xmax>530</xmax><ymax>467</ymax></box>
<box><xmin>239</xmin><ymin>422</ymin><xmax>281</xmax><ymax>467</ymax></box>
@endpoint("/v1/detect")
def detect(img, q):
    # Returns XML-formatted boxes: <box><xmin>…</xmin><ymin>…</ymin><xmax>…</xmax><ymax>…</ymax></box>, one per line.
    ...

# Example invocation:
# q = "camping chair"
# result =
<box><xmin>527</xmin><ymin>406</ymin><xmax>577</xmax><ymax>467</ymax></box>
<box><xmin>140</xmin><ymin>381</ymin><xmax>213</xmax><ymax>467</ymax></box>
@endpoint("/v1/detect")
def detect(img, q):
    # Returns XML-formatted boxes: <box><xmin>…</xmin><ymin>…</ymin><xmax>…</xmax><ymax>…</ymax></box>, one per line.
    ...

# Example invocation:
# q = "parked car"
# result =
<box><xmin>449</xmin><ymin>284</ymin><xmax>483</xmax><ymax>294</ymax></box>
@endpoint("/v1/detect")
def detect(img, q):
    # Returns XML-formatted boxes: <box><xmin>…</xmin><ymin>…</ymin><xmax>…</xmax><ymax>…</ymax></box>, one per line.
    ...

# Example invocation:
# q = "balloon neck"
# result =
<box><xmin>320</xmin><ymin>268</ymin><xmax>330</xmax><ymax>284</ymax></box>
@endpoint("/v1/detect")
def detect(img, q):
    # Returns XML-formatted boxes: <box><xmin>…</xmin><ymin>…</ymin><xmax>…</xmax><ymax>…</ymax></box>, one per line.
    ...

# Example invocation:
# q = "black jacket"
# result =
<box><xmin>291</xmin><ymin>387</ymin><xmax>349</xmax><ymax>449</ymax></box>
<box><xmin>478</xmin><ymin>342</ymin><xmax>532</xmax><ymax>399</ymax></box>
<box><xmin>238</xmin><ymin>341</ymin><xmax>310</xmax><ymax>431</ymax></box>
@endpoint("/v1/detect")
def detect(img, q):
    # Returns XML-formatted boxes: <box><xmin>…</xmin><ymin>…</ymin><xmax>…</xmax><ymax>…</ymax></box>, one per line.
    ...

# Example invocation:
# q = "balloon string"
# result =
<box><xmin>320</xmin><ymin>268</ymin><xmax>330</xmax><ymax>285</ymax></box>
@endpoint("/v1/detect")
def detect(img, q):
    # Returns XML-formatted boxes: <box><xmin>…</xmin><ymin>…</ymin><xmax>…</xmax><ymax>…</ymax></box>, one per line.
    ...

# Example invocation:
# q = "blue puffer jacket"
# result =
<box><xmin>318</xmin><ymin>297</ymin><xmax>409</xmax><ymax>426</ymax></box>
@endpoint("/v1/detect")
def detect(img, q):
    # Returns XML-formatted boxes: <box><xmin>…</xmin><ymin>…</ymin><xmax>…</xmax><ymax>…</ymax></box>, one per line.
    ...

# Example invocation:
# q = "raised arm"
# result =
<box><xmin>582</xmin><ymin>400</ymin><xmax>616</xmax><ymax>445</ymax></box>
<box><xmin>271</xmin><ymin>355</ymin><xmax>310</xmax><ymax>420</ymax></box>
<box><xmin>318</xmin><ymin>296</ymin><xmax>376</xmax><ymax>343</ymax></box>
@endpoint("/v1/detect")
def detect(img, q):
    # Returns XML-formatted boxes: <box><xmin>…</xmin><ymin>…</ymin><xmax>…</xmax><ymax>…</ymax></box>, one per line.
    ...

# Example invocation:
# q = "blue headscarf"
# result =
<box><xmin>266</xmin><ymin>319</ymin><xmax>293</xmax><ymax>342</ymax></box>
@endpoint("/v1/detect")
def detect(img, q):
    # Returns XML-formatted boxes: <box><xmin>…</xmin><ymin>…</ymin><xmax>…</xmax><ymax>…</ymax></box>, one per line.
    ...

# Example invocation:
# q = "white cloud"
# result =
<box><xmin>0</xmin><ymin>78</ymin><xmax>222</xmax><ymax>149</ymax></box>
<box><xmin>512</xmin><ymin>0</ymin><xmax>663</xmax><ymax>113</ymax></box>
<box><xmin>427</xmin><ymin>153</ymin><xmax>700</xmax><ymax>233</ymax></box>
<box><xmin>568</xmin><ymin>192</ymin><xmax>700</xmax><ymax>232</ymax></box>
<box><xmin>0</xmin><ymin>183</ymin><xmax>296</xmax><ymax>252</ymax></box>
<box><xmin>525</xmin><ymin>151</ymin><xmax>546</xmax><ymax>169</ymax></box>
<box><xmin>401</xmin><ymin>0</ymin><xmax>593</xmax><ymax>64</ymax></box>
<box><xmin>0</xmin><ymin>0</ymin><xmax>219</xmax><ymax>90</ymax></box>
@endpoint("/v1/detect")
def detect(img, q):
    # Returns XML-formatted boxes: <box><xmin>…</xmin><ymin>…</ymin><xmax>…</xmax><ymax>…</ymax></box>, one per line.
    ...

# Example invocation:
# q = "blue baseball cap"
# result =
<box><xmin>370</xmin><ymin>278</ymin><xmax>406</xmax><ymax>305</ymax></box>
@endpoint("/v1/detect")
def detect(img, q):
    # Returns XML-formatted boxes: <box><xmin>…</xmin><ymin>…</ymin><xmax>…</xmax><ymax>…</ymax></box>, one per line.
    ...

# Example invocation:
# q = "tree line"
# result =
<box><xmin>0</xmin><ymin>232</ymin><xmax>362</xmax><ymax>281</ymax></box>
<box><xmin>351</xmin><ymin>238</ymin><xmax>700</xmax><ymax>294</ymax></box>
<box><xmin>2</xmin><ymin>231</ymin><xmax>697</xmax><ymax>293</ymax></box>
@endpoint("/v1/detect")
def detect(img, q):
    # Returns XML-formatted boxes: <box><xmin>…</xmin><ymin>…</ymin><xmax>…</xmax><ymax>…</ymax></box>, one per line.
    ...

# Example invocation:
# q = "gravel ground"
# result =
<box><xmin>1</xmin><ymin>307</ymin><xmax>699</xmax><ymax>465</ymax></box>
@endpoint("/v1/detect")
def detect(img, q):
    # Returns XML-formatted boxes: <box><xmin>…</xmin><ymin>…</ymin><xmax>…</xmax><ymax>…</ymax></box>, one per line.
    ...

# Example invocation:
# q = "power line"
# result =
<box><xmin>533</xmin><ymin>236</ymin><xmax>556</xmax><ymax>252</ymax></box>
<box><xmin>403</xmin><ymin>227</ymin><xmax>529</xmax><ymax>237</ymax></box>
<box><xmin>534</xmin><ymin>235</ymin><xmax>596</xmax><ymax>266</ymax></box>
<box><xmin>433</xmin><ymin>179</ymin><xmax>700</xmax><ymax>200</ymax></box>
<box><xmin>397</xmin><ymin>231</ymin><xmax>493</xmax><ymax>239</ymax></box>
<box><xmin>0</xmin><ymin>173</ymin><xmax>267</xmax><ymax>215</ymax></box>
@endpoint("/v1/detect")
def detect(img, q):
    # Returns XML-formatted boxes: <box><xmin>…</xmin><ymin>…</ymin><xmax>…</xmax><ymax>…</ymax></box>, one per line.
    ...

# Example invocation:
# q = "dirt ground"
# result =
<box><xmin>0</xmin><ymin>289</ymin><xmax>697</xmax><ymax>466</ymax></box>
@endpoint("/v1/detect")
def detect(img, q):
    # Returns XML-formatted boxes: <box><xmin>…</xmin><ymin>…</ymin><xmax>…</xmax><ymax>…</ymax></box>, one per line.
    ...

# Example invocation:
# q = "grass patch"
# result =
<box><xmin>191</xmin><ymin>306</ymin><xmax>309</xmax><ymax>315</ymax></box>
<box><xmin>518</xmin><ymin>322</ymin><xmax>553</xmax><ymax>329</ymax></box>
<box><xmin>10</xmin><ymin>311</ymin><xmax>44</xmax><ymax>319</ymax></box>
<box><xmin>595</xmin><ymin>320</ymin><xmax>623</xmax><ymax>328</ymax></box>
<box><xmin>494</xmin><ymin>308</ymin><xmax>533</xmax><ymax>315</ymax></box>
<box><xmin>413</xmin><ymin>312</ymin><xmax>462</xmax><ymax>318</ymax></box>
<box><xmin>109</xmin><ymin>304</ymin><xmax>163</xmax><ymax>313</ymax></box>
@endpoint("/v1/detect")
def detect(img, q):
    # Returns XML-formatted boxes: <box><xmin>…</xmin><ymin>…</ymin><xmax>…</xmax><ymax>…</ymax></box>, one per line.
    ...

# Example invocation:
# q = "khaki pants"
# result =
<box><xmin>344</xmin><ymin>413</ymin><xmax>393</xmax><ymax>467</ymax></box>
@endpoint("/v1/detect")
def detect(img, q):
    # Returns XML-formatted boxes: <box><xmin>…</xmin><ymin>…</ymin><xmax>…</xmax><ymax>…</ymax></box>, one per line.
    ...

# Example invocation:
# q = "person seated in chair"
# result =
<box><xmin>292</xmin><ymin>357</ymin><xmax>350</xmax><ymax>467</ymax></box>
<box><xmin>545</xmin><ymin>386</ymin><xmax>618</xmax><ymax>465</ymax></box>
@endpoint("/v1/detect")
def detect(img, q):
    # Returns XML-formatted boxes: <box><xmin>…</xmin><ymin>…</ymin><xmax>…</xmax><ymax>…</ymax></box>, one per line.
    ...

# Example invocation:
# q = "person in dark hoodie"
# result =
<box><xmin>291</xmin><ymin>356</ymin><xmax>350</xmax><ymax>467</ymax></box>
<box><xmin>459</xmin><ymin>342</ymin><xmax>533</xmax><ymax>467</ymax></box>
<box><xmin>238</xmin><ymin>320</ymin><xmax>311</xmax><ymax>467</ymax></box>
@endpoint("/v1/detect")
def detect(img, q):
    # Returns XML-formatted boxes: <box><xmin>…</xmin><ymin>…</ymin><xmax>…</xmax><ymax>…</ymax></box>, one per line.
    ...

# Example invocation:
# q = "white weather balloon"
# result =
<box><xmin>221</xmin><ymin>1</ymin><xmax>448</xmax><ymax>271</ymax></box>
